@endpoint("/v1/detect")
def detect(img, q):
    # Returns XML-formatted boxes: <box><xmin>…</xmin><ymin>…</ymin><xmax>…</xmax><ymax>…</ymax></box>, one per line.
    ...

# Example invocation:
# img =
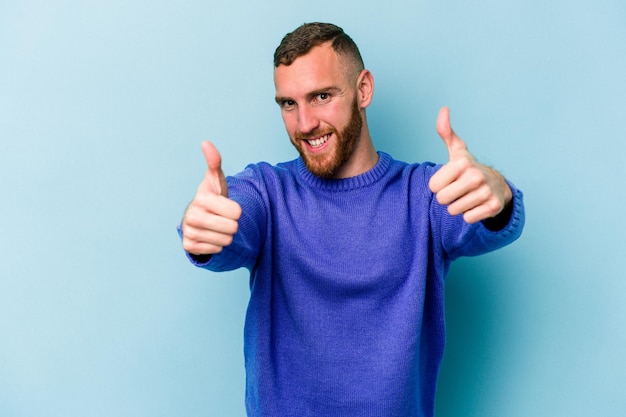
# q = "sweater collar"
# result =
<box><xmin>296</xmin><ymin>152</ymin><xmax>391</xmax><ymax>191</ymax></box>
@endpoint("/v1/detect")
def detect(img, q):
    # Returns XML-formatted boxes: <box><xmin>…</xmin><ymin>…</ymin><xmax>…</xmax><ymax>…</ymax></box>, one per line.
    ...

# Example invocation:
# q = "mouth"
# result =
<box><xmin>304</xmin><ymin>133</ymin><xmax>332</xmax><ymax>149</ymax></box>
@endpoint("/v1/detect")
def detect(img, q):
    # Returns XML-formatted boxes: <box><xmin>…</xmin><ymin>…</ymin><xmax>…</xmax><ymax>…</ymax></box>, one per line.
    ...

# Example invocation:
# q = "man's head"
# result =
<box><xmin>273</xmin><ymin>23</ymin><xmax>375</xmax><ymax>179</ymax></box>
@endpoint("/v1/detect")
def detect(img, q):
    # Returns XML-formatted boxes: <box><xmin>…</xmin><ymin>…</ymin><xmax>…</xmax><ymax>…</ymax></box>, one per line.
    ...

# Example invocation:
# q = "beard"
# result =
<box><xmin>292</xmin><ymin>98</ymin><xmax>363</xmax><ymax>178</ymax></box>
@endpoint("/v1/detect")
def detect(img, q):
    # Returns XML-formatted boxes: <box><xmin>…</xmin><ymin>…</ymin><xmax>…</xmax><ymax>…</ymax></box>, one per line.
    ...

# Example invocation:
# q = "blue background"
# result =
<box><xmin>1</xmin><ymin>0</ymin><xmax>625</xmax><ymax>416</ymax></box>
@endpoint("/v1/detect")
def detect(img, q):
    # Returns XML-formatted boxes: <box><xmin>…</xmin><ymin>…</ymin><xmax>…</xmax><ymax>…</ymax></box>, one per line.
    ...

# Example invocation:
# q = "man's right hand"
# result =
<box><xmin>181</xmin><ymin>141</ymin><xmax>242</xmax><ymax>255</ymax></box>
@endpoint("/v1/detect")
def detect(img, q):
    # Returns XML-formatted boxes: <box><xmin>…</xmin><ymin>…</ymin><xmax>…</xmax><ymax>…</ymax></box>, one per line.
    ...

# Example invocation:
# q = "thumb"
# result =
<box><xmin>437</xmin><ymin>106</ymin><xmax>467</xmax><ymax>159</ymax></box>
<box><xmin>201</xmin><ymin>140</ymin><xmax>228</xmax><ymax>197</ymax></box>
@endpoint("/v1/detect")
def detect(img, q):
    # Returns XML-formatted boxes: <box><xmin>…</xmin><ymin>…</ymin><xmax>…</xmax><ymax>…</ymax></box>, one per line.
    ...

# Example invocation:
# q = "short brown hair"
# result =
<box><xmin>274</xmin><ymin>22</ymin><xmax>364</xmax><ymax>72</ymax></box>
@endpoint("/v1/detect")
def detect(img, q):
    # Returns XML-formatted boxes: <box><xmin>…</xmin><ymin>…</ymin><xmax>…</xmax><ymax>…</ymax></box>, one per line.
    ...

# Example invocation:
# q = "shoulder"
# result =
<box><xmin>225</xmin><ymin>158</ymin><xmax>301</xmax><ymax>200</ymax></box>
<box><xmin>381</xmin><ymin>152</ymin><xmax>440</xmax><ymax>187</ymax></box>
<box><xmin>381</xmin><ymin>151</ymin><xmax>436</xmax><ymax>171</ymax></box>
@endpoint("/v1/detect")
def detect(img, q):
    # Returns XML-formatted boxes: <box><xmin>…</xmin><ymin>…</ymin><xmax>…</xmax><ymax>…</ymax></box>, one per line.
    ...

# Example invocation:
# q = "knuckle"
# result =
<box><xmin>184</xmin><ymin>213</ymin><xmax>199</xmax><ymax>228</ymax></box>
<box><xmin>487</xmin><ymin>199</ymin><xmax>502</xmax><ymax>214</ymax></box>
<box><xmin>184</xmin><ymin>227</ymin><xmax>201</xmax><ymax>241</ymax></box>
<box><xmin>457</xmin><ymin>157</ymin><xmax>472</xmax><ymax>170</ymax></box>
<box><xmin>182</xmin><ymin>238</ymin><xmax>197</xmax><ymax>253</ymax></box>
<box><xmin>467</xmin><ymin>171</ymin><xmax>485</xmax><ymax>188</ymax></box>
<box><xmin>463</xmin><ymin>212</ymin><xmax>477</xmax><ymax>224</ymax></box>
<box><xmin>448</xmin><ymin>205</ymin><xmax>460</xmax><ymax>216</ymax></box>
<box><xmin>184</xmin><ymin>206</ymin><xmax>206</xmax><ymax>227</ymax></box>
<box><xmin>192</xmin><ymin>193</ymin><xmax>208</xmax><ymax>207</ymax></box>
<box><xmin>478</xmin><ymin>185</ymin><xmax>492</xmax><ymax>201</ymax></box>
<box><xmin>222</xmin><ymin>221</ymin><xmax>238</xmax><ymax>237</ymax></box>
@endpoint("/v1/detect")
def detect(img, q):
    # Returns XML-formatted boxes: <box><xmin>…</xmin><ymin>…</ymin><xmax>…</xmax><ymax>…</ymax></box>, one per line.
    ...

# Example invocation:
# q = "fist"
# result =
<box><xmin>181</xmin><ymin>141</ymin><xmax>242</xmax><ymax>255</ymax></box>
<box><xmin>428</xmin><ymin>107</ymin><xmax>512</xmax><ymax>224</ymax></box>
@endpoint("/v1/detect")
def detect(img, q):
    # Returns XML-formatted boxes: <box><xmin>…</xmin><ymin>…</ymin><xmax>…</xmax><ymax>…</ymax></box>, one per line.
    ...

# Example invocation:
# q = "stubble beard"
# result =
<box><xmin>292</xmin><ymin>99</ymin><xmax>363</xmax><ymax>179</ymax></box>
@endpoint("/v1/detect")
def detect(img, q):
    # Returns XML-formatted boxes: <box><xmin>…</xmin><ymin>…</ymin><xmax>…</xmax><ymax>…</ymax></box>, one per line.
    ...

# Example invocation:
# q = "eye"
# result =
<box><xmin>311</xmin><ymin>92</ymin><xmax>331</xmax><ymax>106</ymax></box>
<box><xmin>281</xmin><ymin>100</ymin><xmax>296</xmax><ymax>110</ymax></box>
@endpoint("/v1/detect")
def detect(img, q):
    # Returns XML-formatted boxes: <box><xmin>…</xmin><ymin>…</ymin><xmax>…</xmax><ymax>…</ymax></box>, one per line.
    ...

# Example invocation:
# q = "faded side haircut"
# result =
<box><xmin>274</xmin><ymin>22</ymin><xmax>364</xmax><ymax>74</ymax></box>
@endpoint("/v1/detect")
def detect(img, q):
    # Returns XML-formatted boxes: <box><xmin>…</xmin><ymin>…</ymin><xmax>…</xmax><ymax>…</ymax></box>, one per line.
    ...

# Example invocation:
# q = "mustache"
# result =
<box><xmin>294</xmin><ymin>128</ymin><xmax>335</xmax><ymax>141</ymax></box>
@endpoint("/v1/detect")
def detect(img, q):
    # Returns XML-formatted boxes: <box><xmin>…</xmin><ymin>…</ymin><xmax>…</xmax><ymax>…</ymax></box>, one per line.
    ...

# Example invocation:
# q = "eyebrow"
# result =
<box><xmin>275</xmin><ymin>86</ymin><xmax>342</xmax><ymax>104</ymax></box>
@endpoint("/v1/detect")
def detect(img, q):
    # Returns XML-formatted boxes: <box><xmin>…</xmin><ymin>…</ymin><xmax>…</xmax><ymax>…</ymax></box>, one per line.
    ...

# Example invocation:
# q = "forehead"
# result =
<box><xmin>274</xmin><ymin>43</ymin><xmax>348</xmax><ymax>98</ymax></box>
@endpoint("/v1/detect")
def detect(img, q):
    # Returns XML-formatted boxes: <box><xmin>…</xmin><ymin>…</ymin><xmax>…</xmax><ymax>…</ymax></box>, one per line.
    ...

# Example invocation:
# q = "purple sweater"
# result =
<box><xmin>183</xmin><ymin>152</ymin><xmax>525</xmax><ymax>416</ymax></box>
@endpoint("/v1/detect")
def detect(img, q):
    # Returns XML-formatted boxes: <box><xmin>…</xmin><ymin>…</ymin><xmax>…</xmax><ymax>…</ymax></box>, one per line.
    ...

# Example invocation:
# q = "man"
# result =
<box><xmin>179</xmin><ymin>22</ymin><xmax>524</xmax><ymax>417</ymax></box>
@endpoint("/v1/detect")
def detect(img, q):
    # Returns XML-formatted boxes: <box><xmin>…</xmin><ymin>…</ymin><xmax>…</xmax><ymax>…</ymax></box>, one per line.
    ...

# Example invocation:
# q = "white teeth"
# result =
<box><xmin>307</xmin><ymin>134</ymin><xmax>330</xmax><ymax>148</ymax></box>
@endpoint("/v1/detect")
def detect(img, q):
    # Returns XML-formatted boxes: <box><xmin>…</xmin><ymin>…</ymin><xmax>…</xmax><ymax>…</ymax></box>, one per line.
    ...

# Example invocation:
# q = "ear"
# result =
<box><xmin>355</xmin><ymin>69</ymin><xmax>374</xmax><ymax>109</ymax></box>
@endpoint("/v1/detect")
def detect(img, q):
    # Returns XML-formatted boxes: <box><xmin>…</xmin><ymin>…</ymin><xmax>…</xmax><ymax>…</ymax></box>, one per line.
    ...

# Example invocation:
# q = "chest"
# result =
<box><xmin>268</xmin><ymin>187</ymin><xmax>431</xmax><ymax>294</ymax></box>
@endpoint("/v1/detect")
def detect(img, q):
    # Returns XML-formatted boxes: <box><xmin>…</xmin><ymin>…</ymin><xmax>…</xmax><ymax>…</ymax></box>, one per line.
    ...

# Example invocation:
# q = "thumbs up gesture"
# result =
<box><xmin>428</xmin><ymin>107</ymin><xmax>512</xmax><ymax>224</ymax></box>
<box><xmin>181</xmin><ymin>141</ymin><xmax>242</xmax><ymax>255</ymax></box>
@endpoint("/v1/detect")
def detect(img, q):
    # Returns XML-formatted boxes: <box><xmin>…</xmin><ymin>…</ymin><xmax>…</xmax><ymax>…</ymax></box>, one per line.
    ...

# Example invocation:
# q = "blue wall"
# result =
<box><xmin>1</xmin><ymin>1</ymin><xmax>624</xmax><ymax>416</ymax></box>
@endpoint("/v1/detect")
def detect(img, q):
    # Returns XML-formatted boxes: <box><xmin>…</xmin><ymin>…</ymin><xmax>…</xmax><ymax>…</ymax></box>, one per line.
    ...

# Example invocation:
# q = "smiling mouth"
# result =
<box><xmin>305</xmin><ymin>133</ymin><xmax>331</xmax><ymax>148</ymax></box>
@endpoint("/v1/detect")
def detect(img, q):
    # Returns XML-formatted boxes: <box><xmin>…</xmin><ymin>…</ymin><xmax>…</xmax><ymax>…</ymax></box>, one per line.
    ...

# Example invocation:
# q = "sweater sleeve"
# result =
<box><xmin>431</xmin><ymin>172</ymin><xmax>525</xmax><ymax>261</ymax></box>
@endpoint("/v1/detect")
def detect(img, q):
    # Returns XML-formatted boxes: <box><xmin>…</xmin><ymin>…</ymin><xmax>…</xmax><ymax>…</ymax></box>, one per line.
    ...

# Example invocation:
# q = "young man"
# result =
<box><xmin>179</xmin><ymin>22</ymin><xmax>524</xmax><ymax>417</ymax></box>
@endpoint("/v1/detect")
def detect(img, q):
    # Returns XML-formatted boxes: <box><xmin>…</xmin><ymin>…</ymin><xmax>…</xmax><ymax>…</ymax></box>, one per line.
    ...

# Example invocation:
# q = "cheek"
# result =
<box><xmin>325</xmin><ymin>103</ymin><xmax>352</xmax><ymax>128</ymax></box>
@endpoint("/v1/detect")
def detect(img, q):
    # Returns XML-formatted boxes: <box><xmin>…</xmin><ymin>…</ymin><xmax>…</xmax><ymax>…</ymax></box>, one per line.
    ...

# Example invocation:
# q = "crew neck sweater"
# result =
<box><xmin>182</xmin><ymin>152</ymin><xmax>525</xmax><ymax>416</ymax></box>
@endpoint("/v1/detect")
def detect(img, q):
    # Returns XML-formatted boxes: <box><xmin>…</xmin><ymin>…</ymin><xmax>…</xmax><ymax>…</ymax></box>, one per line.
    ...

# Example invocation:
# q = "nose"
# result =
<box><xmin>297</xmin><ymin>105</ymin><xmax>320</xmax><ymax>135</ymax></box>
